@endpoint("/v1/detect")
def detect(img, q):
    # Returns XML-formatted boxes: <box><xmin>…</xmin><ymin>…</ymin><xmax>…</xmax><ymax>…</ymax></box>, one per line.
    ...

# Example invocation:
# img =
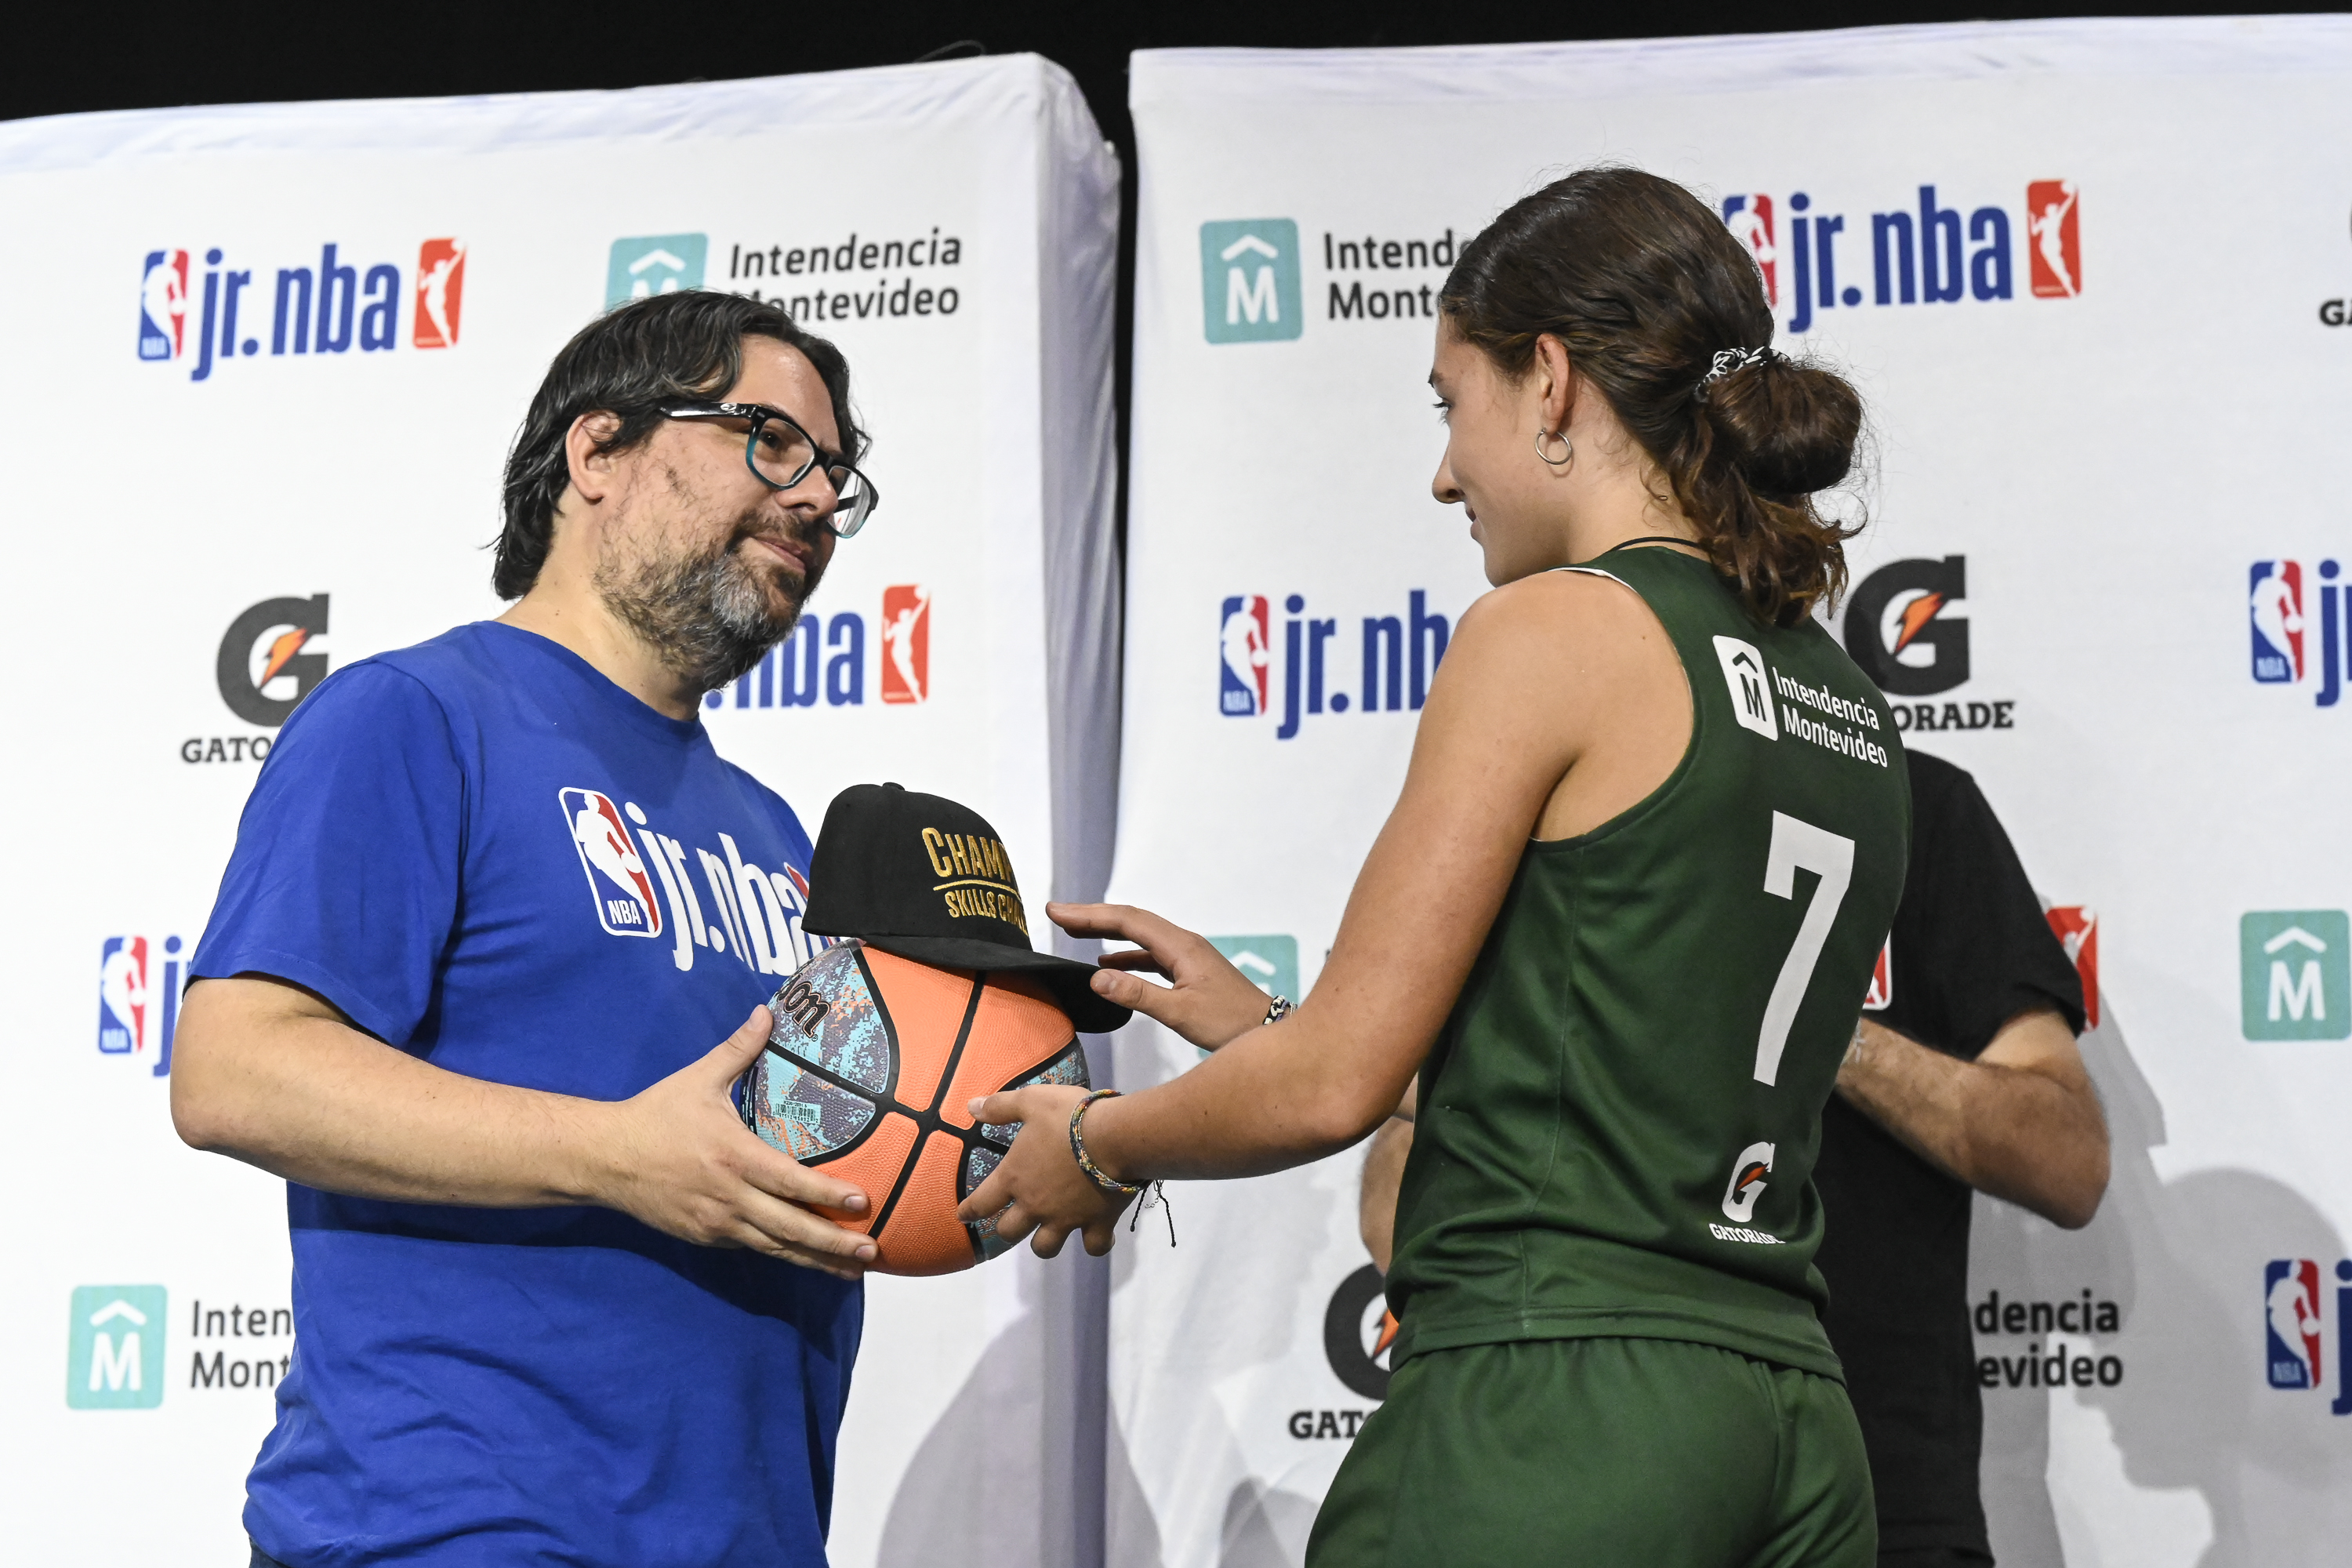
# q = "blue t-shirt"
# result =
<box><xmin>194</xmin><ymin>622</ymin><xmax>860</xmax><ymax>1568</ymax></box>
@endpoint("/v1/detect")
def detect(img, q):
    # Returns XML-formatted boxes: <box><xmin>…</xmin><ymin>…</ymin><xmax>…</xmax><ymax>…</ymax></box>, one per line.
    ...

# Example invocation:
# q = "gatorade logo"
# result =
<box><xmin>1720</xmin><ymin>1141</ymin><xmax>1776</xmax><ymax>1222</ymax></box>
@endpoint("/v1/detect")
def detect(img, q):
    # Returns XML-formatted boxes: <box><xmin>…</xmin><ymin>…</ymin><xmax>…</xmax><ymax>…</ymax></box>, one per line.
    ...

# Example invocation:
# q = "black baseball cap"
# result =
<box><xmin>800</xmin><ymin>782</ymin><xmax>1131</xmax><ymax>1034</ymax></box>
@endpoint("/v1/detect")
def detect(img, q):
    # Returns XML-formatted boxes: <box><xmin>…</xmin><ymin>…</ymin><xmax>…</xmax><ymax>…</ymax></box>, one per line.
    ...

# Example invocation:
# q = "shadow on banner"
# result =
<box><xmin>1973</xmin><ymin>995</ymin><xmax>2352</xmax><ymax>1566</ymax></box>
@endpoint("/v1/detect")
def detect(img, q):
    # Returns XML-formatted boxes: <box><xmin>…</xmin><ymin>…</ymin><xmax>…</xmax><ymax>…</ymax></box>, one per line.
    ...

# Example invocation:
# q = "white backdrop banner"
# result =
<box><xmin>0</xmin><ymin>55</ymin><xmax>1120</xmax><ymax>1568</ymax></box>
<box><xmin>1112</xmin><ymin>18</ymin><xmax>2352</xmax><ymax>1568</ymax></box>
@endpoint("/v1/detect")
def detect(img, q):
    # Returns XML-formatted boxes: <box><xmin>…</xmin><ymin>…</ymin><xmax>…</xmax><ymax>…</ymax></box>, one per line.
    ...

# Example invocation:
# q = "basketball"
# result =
<box><xmin>742</xmin><ymin>938</ymin><xmax>1091</xmax><ymax>1275</ymax></box>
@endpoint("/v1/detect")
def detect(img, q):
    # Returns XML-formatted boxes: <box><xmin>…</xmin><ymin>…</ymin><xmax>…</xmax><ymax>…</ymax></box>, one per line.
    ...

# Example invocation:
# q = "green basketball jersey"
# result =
<box><xmin>1385</xmin><ymin>545</ymin><xmax>1911</xmax><ymax>1379</ymax></box>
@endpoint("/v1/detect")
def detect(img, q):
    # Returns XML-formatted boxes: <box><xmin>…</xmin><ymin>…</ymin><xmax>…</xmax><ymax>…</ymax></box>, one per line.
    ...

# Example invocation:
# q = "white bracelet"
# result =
<box><xmin>1263</xmin><ymin>994</ymin><xmax>1293</xmax><ymax>1026</ymax></box>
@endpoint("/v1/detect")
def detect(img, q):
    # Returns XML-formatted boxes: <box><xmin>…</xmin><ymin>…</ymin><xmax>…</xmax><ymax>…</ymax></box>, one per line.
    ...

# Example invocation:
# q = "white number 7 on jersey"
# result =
<box><xmin>1754</xmin><ymin>811</ymin><xmax>1857</xmax><ymax>1086</ymax></box>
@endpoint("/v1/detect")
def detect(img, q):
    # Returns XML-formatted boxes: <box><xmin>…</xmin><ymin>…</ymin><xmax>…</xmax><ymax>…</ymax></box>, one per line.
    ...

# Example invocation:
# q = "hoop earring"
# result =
<box><xmin>1535</xmin><ymin>428</ymin><xmax>1573</xmax><ymax>466</ymax></box>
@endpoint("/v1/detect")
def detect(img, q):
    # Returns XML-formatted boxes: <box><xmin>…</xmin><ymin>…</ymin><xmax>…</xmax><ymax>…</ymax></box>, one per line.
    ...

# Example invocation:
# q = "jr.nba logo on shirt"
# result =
<box><xmin>1220</xmin><ymin>595</ymin><xmax>1272</xmax><ymax>716</ymax></box>
<box><xmin>139</xmin><ymin>250</ymin><xmax>190</xmax><ymax>361</ymax></box>
<box><xmin>560</xmin><ymin>788</ymin><xmax>664</xmax><ymax>939</ymax></box>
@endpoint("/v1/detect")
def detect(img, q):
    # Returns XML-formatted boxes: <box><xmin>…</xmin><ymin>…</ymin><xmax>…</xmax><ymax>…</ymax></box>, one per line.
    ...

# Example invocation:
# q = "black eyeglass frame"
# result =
<box><xmin>659</xmin><ymin>401</ymin><xmax>879</xmax><ymax>538</ymax></box>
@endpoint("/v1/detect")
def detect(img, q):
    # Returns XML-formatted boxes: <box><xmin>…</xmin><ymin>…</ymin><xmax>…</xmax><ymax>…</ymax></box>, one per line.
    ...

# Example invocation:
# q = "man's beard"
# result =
<box><xmin>594</xmin><ymin>511</ymin><xmax>819</xmax><ymax>694</ymax></box>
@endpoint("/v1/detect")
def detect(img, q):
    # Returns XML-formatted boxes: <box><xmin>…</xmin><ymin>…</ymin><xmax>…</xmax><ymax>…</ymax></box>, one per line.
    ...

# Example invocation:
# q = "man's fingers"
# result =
<box><xmin>1029</xmin><ymin>1221</ymin><xmax>1072</xmax><ymax>1258</ymax></box>
<box><xmin>728</xmin><ymin>1221</ymin><xmax>869</xmax><ymax>1280</ymax></box>
<box><xmin>1080</xmin><ymin>1217</ymin><xmax>1120</xmax><ymax>1256</ymax></box>
<box><xmin>731</xmin><ymin>1186</ymin><xmax>877</xmax><ymax>1265</ymax></box>
<box><xmin>739</xmin><ymin>1139</ymin><xmax>869</xmax><ymax>1214</ymax></box>
<box><xmin>709</xmin><ymin>1007</ymin><xmax>775</xmax><ymax>1078</ymax></box>
<box><xmin>1096</xmin><ymin>949</ymin><xmax>1170</xmax><ymax>976</ymax></box>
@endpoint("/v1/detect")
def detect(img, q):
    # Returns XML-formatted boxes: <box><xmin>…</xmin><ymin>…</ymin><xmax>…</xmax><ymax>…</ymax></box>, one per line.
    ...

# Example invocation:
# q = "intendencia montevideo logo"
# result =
<box><xmin>608</xmin><ymin>230</ymin><xmax>967</xmax><ymax>324</ymax></box>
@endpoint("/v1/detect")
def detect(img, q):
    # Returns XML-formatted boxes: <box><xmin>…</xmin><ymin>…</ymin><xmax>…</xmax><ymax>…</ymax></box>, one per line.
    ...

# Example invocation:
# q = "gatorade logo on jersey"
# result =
<box><xmin>1719</xmin><ymin>1141</ymin><xmax>1777</xmax><ymax>1222</ymax></box>
<box><xmin>1711</xmin><ymin>1142</ymin><xmax>1784</xmax><ymax>1244</ymax></box>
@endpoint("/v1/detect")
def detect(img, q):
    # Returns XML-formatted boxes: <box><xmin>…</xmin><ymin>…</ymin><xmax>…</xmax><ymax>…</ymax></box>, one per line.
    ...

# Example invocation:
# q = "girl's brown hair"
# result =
<box><xmin>1441</xmin><ymin>166</ymin><xmax>1864</xmax><ymax>626</ymax></box>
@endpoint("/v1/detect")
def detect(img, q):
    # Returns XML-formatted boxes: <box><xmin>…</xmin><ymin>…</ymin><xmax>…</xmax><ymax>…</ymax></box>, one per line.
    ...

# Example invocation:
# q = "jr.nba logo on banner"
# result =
<box><xmin>138</xmin><ymin>249</ymin><xmax>188</xmax><ymax>360</ymax></box>
<box><xmin>880</xmin><ymin>584</ymin><xmax>930</xmax><ymax>704</ymax></box>
<box><xmin>2250</xmin><ymin>561</ymin><xmax>2307</xmax><ymax>683</ymax></box>
<box><xmin>2026</xmin><ymin>180</ymin><xmax>2082</xmax><ymax>298</ymax></box>
<box><xmin>412</xmin><ymin>239</ymin><xmax>465</xmax><ymax>349</ymax></box>
<box><xmin>558</xmin><ymin>788</ymin><xmax>663</xmax><ymax>938</ymax></box>
<box><xmin>1720</xmin><ymin>195</ymin><xmax>1777</xmax><ymax>307</ymax></box>
<box><xmin>1220</xmin><ymin>595</ymin><xmax>1270</xmax><ymax>715</ymax></box>
<box><xmin>2268</xmin><ymin>1258</ymin><xmax>2325</xmax><ymax>1389</ymax></box>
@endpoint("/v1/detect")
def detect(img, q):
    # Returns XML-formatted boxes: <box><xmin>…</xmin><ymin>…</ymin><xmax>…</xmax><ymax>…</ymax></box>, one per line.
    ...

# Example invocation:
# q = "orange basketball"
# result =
<box><xmin>741</xmin><ymin>939</ymin><xmax>1089</xmax><ymax>1275</ymax></box>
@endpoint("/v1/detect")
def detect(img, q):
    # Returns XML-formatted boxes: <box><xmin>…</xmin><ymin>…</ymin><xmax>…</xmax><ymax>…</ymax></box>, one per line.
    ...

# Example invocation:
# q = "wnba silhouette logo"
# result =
<box><xmin>880</xmin><ymin>584</ymin><xmax>930</xmax><ymax>704</ymax></box>
<box><xmin>413</xmin><ymin>239</ymin><xmax>465</xmax><ymax>348</ymax></box>
<box><xmin>2025</xmin><ymin>180</ymin><xmax>2082</xmax><ymax>299</ymax></box>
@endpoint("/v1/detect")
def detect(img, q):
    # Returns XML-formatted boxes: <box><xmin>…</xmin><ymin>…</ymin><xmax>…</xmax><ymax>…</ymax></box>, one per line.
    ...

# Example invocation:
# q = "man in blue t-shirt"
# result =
<box><xmin>173</xmin><ymin>290</ymin><xmax>886</xmax><ymax>1568</ymax></box>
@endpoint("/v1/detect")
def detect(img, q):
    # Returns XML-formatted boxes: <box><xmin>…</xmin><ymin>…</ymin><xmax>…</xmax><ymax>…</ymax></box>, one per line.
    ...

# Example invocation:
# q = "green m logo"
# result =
<box><xmin>2241</xmin><ymin>911</ymin><xmax>2351</xmax><ymax>1041</ymax></box>
<box><xmin>67</xmin><ymin>1285</ymin><xmax>167</xmax><ymax>1410</ymax></box>
<box><xmin>1200</xmin><ymin>220</ymin><xmax>1302</xmax><ymax>344</ymax></box>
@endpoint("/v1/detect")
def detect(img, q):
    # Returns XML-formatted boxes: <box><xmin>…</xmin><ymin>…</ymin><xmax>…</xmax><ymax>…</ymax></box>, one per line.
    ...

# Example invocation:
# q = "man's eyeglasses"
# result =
<box><xmin>660</xmin><ymin>402</ymin><xmax>879</xmax><ymax>538</ymax></box>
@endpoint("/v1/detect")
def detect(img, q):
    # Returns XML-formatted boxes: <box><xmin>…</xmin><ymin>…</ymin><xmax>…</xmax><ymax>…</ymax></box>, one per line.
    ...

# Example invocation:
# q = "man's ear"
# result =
<box><xmin>564</xmin><ymin>412</ymin><xmax>626</xmax><ymax>506</ymax></box>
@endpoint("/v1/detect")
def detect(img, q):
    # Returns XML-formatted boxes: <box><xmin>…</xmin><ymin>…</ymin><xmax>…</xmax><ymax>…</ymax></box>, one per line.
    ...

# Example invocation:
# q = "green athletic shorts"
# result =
<box><xmin>1306</xmin><ymin>1336</ymin><xmax>1876</xmax><ymax>1567</ymax></box>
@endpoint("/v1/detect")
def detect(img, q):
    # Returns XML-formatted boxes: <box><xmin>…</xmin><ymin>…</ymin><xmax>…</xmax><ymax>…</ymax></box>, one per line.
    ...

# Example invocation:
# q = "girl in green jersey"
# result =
<box><xmin>963</xmin><ymin>167</ymin><xmax>1907</xmax><ymax>1565</ymax></box>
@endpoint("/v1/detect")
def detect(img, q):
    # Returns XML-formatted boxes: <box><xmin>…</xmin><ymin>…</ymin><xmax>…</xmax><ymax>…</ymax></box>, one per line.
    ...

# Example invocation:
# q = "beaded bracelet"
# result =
<box><xmin>1263</xmin><ymin>994</ymin><xmax>1294</xmax><ymax>1026</ymax></box>
<box><xmin>1068</xmin><ymin>1089</ymin><xmax>1144</xmax><ymax>1196</ymax></box>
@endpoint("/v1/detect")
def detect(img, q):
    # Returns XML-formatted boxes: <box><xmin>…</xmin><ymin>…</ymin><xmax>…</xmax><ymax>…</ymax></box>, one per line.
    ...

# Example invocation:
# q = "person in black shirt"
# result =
<box><xmin>1357</xmin><ymin>748</ymin><xmax>2109</xmax><ymax>1567</ymax></box>
<box><xmin>1814</xmin><ymin>749</ymin><xmax>2108</xmax><ymax>1566</ymax></box>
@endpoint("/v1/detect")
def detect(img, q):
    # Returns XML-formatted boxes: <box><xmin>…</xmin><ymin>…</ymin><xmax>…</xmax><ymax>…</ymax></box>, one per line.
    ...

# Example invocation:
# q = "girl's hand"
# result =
<box><xmin>1047</xmin><ymin>902</ymin><xmax>1277</xmax><ymax>1051</ymax></box>
<box><xmin>956</xmin><ymin>1085</ymin><xmax>1135</xmax><ymax>1257</ymax></box>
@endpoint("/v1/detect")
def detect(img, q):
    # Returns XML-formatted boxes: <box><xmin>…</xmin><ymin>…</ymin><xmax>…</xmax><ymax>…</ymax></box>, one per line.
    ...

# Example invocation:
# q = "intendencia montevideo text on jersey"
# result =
<box><xmin>1713</xmin><ymin>633</ymin><xmax>1893</xmax><ymax>768</ymax></box>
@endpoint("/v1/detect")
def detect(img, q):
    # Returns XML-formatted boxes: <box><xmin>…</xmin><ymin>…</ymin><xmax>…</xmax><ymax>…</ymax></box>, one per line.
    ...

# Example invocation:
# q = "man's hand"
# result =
<box><xmin>174</xmin><ymin>977</ymin><xmax>876</xmax><ymax>1279</ymax></box>
<box><xmin>1837</xmin><ymin>1007</ymin><xmax>2109</xmax><ymax>1229</ymax></box>
<box><xmin>590</xmin><ymin>1007</ymin><xmax>877</xmax><ymax>1279</ymax></box>
<box><xmin>955</xmin><ymin>1084</ymin><xmax>1133</xmax><ymax>1258</ymax></box>
<box><xmin>1047</xmin><ymin>902</ymin><xmax>1276</xmax><ymax>1050</ymax></box>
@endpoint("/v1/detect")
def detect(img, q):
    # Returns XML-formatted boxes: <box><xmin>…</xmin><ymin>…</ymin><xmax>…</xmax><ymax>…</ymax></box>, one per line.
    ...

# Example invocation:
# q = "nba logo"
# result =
<box><xmin>2045</xmin><ymin>906</ymin><xmax>2099</xmax><ymax>1029</ymax></box>
<box><xmin>413</xmin><ymin>239</ymin><xmax>465</xmax><ymax>349</ymax></box>
<box><xmin>2267</xmin><ymin>1259</ymin><xmax>2325</xmax><ymax>1388</ymax></box>
<box><xmin>1720</xmin><ymin>195</ymin><xmax>1777</xmax><ymax>307</ymax></box>
<box><xmin>1220</xmin><ymin>595</ymin><xmax>1271</xmax><ymax>716</ymax></box>
<box><xmin>2251</xmin><ymin>561</ymin><xmax>2305</xmax><ymax>683</ymax></box>
<box><xmin>2026</xmin><ymin>180</ymin><xmax>2082</xmax><ymax>299</ymax></box>
<box><xmin>880</xmin><ymin>584</ymin><xmax>930</xmax><ymax>704</ymax></box>
<box><xmin>557</xmin><ymin>787</ymin><xmax>663</xmax><ymax>939</ymax></box>
<box><xmin>98</xmin><ymin>938</ymin><xmax>148</xmax><ymax>1054</ymax></box>
<box><xmin>98</xmin><ymin>935</ymin><xmax>183</xmax><ymax>1075</ymax></box>
<box><xmin>1861</xmin><ymin>938</ymin><xmax>1893</xmax><ymax>1011</ymax></box>
<box><xmin>137</xmin><ymin>249</ymin><xmax>188</xmax><ymax>361</ymax></box>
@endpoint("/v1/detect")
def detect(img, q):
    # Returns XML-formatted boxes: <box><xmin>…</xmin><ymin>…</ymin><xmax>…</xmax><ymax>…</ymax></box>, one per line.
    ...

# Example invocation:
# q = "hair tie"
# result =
<box><xmin>1695</xmin><ymin>347</ymin><xmax>1782</xmax><ymax>401</ymax></box>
